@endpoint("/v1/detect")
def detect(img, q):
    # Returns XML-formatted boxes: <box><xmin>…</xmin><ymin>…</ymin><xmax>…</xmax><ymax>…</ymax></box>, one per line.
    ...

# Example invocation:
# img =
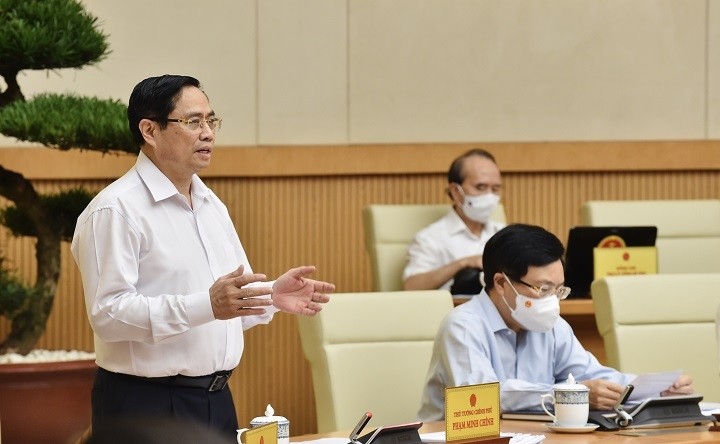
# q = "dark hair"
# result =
<box><xmin>482</xmin><ymin>223</ymin><xmax>565</xmax><ymax>290</ymax></box>
<box><xmin>447</xmin><ymin>148</ymin><xmax>497</xmax><ymax>185</ymax></box>
<box><xmin>127</xmin><ymin>75</ymin><xmax>202</xmax><ymax>147</ymax></box>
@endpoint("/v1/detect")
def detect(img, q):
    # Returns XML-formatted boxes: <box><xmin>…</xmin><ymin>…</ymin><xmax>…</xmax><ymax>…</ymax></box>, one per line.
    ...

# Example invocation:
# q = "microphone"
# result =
<box><xmin>614</xmin><ymin>384</ymin><xmax>634</xmax><ymax>427</ymax></box>
<box><xmin>349</xmin><ymin>411</ymin><xmax>373</xmax><ymax>444</ymax></box>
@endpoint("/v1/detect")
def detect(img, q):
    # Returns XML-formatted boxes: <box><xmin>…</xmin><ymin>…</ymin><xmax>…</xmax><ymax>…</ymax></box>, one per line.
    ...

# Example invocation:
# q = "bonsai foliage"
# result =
<box><xmin>0</xmin><ymin>0</ymin><xmax>109</xmax><ymax>106</ymax></box>
<box><xmin>0</xmin><ymin>93</ymin><xmax>133</xmax><ymax>152</ymax></box>
<box><xmin>0</xmin><ymin>0</ymin><xmax>138</xmax><ymax>354</ymax></box>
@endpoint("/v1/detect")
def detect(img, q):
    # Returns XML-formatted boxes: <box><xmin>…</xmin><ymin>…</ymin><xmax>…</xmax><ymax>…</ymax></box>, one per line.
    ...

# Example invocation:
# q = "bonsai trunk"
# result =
<box><xmin>0</xmin><ymin>235</ymin><xmax>60</xmax><ymax>355</ymax></box>
<box><xmin>0</xmin><ymin>70</ymin><xmax>25</xmax><ymax>108</ymax></box>
<box><xmin>0</xmin><ymin>166</ymin><xmax>61</xmax><ymax>355</ymax></box>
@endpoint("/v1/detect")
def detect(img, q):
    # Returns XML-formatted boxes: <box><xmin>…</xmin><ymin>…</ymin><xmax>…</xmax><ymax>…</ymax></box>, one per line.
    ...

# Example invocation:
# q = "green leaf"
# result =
<box><xmin>0</xmin><ymin>0</ymin><xmax>110</xmax><ymax>71</ymax></box>
<box><xmin>0</xmin><ymin>187</ymin><xmax>95</xmax><ymax>241</ymax></box>
<box><xmin>0</xmin><ymin>259</ymin><xmax>35</xmax><ymax>318</ymax></box>
<box><xmin>0</xmin><ymin>93</ymin><xmax>138</xmax><ymax>153</ymax></box>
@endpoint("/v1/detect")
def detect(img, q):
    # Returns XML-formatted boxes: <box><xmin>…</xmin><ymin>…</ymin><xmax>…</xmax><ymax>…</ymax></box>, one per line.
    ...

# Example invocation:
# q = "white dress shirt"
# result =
<box><xmin>417</xmin><ymin>291</ymin><xmax>635</xmax><ymax>421</ymax></box>
<box><xmin>403</xmin><ymin>210</ymin><xmax>506</xmax><ymax>290</ymax></box>
<box><xmin>71</xmin><ymin>152</ymin><xmax>277</xmax><ymax>377</ymax></box>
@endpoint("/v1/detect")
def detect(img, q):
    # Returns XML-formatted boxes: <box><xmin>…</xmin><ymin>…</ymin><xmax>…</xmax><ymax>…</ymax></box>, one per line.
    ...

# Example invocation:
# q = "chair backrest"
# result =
<box><xmin>297</xmin><ymin>290</ymin><xmax>454</xmax><ymax>433</ymax></box>
<box><xmin>581</xmin><ymin>200</ymin><xmax>720</xmax><ymax>273</ymax></box>
<box><xmin>592</xmin><ymin>274</ymin><xmax>720</xmax><ymax>401</ymax></box>
<box><xmin>363</xmin><ymin>204</ymin><xmax>506</xmax><ymax>291</ymax></box>
<box><xmin>717</xmin><ymin>305</ymin><xmax>720</xmax><ymax>377</ymax></box>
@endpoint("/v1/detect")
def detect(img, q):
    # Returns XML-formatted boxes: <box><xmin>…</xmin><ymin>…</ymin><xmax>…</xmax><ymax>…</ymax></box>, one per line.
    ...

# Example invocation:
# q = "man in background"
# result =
<box><xmin>417</xmin><ymin>223</ymin><xmax>693</xmax><ymax>420</ymax></box>
<box><xmin>403</xmin><ymin>148</ymin><xmax>505</xmax><ymax>294</ymax></box>
<box><xmin>72</xmin><ymin>75</ymin><xmax>334</xmax><ymax>439</ymax></box>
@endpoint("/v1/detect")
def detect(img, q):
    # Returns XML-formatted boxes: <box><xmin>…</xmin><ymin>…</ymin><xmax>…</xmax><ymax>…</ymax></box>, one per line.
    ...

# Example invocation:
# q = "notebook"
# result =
<box><xmin>564</xmin><ymin>226</ymin><xmax>657</xmax><ymax>298</ymax></box>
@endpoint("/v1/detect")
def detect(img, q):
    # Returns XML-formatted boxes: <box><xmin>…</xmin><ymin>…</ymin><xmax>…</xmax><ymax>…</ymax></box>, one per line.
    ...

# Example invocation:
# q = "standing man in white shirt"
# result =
<box><xmin>403</xmin><ymin>149</ymin><xmax>505</xmax><ymax>293</ymax></box>
<box><xmin>71</xmin><ymin>75</ymin><xmax>335</xmax><ymax>439</ymax></box>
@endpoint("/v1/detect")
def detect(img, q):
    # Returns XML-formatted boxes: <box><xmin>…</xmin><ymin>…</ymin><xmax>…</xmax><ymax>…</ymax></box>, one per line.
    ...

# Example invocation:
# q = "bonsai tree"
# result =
<box><xmin>0</xmin><ymin>0</ymin><xmax>138</xmax><ymax>355</ymax></box>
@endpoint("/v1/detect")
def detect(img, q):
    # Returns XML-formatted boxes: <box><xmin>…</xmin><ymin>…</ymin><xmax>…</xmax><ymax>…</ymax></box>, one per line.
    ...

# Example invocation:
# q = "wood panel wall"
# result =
<box><xmin>0</xmin><ymin>142</ymin><xmax>718</xmax><ymax>435</ymax></box>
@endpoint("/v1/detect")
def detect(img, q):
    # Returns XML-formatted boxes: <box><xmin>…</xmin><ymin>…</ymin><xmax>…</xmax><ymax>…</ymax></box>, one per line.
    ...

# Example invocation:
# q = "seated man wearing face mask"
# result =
<box><xmin>417</xmin><ymin>223</ymin><xmax>694</xmax><ymax>421</ymax></box>
<box><xmin>403</xmin><ymin>149</ymin><xmax>505</xmax><ymax>295</ymax></box>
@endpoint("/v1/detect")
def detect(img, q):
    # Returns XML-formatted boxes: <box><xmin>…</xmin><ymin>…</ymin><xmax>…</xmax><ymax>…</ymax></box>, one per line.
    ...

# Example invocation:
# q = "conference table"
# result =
<box><xmin>294</xmin><ymin>420</ymin><xmax>720</xmax><ymax>443</ymax></box>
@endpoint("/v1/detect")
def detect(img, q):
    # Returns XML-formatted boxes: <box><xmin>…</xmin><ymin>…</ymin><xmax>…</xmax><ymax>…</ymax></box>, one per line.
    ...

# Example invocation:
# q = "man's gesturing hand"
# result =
<box><xmin>210</xmin><ymin>265</ymin><xmax>273</xmax><ymax>320</ymax></box>
<box><xmin>272</xmin><ymin>265</ymin><xmax>334</xmax><ymax>316</ymax></box>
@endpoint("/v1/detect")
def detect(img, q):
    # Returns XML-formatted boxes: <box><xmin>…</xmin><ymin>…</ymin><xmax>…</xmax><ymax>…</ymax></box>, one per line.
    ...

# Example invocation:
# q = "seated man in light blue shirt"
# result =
<box><xmin>417</xmin><ymin>223</ymin><xmax>694</xmax><ymax>421</ymax></box>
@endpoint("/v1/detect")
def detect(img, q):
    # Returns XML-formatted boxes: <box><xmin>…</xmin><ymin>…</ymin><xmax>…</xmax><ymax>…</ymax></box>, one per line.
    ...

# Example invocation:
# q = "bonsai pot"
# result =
<box><xmin>0</xmin><ymin>359</ymin><xmax>97</xmax><ymax>444</ymax></box>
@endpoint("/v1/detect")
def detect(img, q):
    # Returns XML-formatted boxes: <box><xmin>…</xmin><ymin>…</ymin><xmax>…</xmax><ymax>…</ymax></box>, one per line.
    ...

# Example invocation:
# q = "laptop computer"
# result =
<box><xmin>564</xmin><ymin>226</ymin><xmax>657</xmax><ymax>298</ymax></box>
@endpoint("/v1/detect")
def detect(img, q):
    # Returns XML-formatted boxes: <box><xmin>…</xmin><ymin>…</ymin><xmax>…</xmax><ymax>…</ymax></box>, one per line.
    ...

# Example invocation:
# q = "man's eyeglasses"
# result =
<box><xmin>508</xmin><ymin>274</ymin><xmax>571</xmax><ymax>300</ymax></box>
<box><xmin>151</xmin><ymin>117</ymin><xmax>222</xmax><ymax>133</ymax></box>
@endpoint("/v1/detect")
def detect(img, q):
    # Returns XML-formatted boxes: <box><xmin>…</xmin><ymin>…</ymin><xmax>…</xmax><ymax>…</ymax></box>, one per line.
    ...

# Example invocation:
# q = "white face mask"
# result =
<box><xmin>501</xmin><ymin>274</ymin><xmax>560</xmax><ymax>332</ymax></box>
<box><xmin>455</xmin><ymin>185</ymin><xmax>500</xmax><ymax>224</ymax></box>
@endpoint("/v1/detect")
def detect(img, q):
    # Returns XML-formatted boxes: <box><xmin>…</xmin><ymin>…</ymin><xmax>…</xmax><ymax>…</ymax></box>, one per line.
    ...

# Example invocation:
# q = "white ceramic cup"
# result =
<box><xmin>541</xmin><ymin>386</ymin><xmax>589</xmax><ymax>428</ymax></box>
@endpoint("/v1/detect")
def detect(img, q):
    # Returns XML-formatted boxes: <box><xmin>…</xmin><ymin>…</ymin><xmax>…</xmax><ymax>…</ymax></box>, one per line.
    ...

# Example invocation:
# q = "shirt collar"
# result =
<box><xmin>446</xmin><ymin>208</ymin><xmax>473</xmax><ymax>235</ymax></box>
<box><xmin>445</xmin><ymin>208</ymin><xmax>502</xmax><ymax>238</ymax></box>
<box><xmin>477</xmin><ymin>289</ymin><xmax>510</xmax><ymax>333</ymax></box>
<box><xmin>135</xmin><ymin>151</ymin><xmax>211</xmax><ymax>202</ymax></box>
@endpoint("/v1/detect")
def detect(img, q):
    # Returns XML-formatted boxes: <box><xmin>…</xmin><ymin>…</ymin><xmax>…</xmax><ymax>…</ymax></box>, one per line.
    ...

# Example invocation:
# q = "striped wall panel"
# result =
<box><xmin>0</xmin><ymin>168</ymin><xmax>718</xmax><ymax>435</ymax></box>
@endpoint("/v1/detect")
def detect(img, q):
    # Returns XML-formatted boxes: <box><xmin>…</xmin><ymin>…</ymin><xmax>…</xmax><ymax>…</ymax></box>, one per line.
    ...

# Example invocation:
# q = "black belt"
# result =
<box><xmin>106</xmin><ymin>369</ymin><xmax>233</xmax><ymax>392</ymax></box>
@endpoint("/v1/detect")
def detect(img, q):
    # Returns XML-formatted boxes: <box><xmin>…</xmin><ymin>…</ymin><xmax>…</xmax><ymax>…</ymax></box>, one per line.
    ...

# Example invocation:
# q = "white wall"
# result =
<box><xmin>2</xmin><ymin>0</ymin><xmax>719</xmax><ymax>146</ymax></box>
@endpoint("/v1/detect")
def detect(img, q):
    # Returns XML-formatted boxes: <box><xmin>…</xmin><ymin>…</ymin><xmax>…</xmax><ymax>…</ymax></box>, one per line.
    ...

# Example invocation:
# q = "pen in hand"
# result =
<box><xmin>349</xmin><ymin>411</ymin><xmax>372</xmax><ymax>443</ymax></box>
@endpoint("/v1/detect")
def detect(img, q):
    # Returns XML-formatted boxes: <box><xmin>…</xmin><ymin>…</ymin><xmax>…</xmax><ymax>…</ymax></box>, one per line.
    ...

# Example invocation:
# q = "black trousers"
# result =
<box><xmin>92</xmin><ymin>368</ymin><xmax>238</xmax><ymax>441</ymax></box>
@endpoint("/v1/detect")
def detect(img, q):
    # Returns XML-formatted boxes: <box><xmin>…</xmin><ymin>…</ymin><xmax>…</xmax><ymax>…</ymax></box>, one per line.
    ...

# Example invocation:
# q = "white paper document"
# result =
<box><xmin>420</xmin><ymin>431</ymin><xmax>544</xmax><ymax>444</ymax></box>
<box><xmin>700</xmin><ymin>401</ymin><xmax>720</xmax><ymax>415</ymax></box>
<box><xmin>295</xmin><ymin>438</ymin><xmax>349</xmax><ymax>444</ymax></box>
<box><xmin>296</xmin><ymin>433</ymin><xmax>545</xmax><ymax>444</ymax></box>
<box><xmin>627</xmin><ymin>370</ymin><xmax>681</xmax><ymax>403</ymax></box>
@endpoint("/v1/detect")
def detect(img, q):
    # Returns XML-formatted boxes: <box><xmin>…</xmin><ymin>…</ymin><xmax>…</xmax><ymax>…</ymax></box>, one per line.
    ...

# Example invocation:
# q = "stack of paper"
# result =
<box><xmin>626</xmin><ymin>370</ymin><xmax>682</xmax><ymax>403</ymax></box>
<box><xmin>420</xmin><ymin>431</ymin><xmax>544</xmax><ymax>444</ymax></box>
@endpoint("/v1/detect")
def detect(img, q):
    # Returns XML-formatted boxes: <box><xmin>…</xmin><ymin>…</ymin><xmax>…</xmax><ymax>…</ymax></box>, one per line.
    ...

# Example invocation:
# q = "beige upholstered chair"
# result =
<box><xmin>363</xmin><ymin>204</ymin><xmax>506</xmax><ymax>292</ymax></box>
<box><xmin>592</xmin><ymin>274</ymin><xmax>720</xmax><ymax>401</ymax></box>
<box><xmin>581</xmin><ymin>199</ymin><xmax>720</xmax><ymax>273</ymax></box>
<box><xmin>717</xmin><ymin>304</ymin><xmax>720</xmax><ymax>377</ymax></box>
<box><xmin>297</xmin><ymin>290</ymin><xmax>454</xmax><ymax>433</ymax></box>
